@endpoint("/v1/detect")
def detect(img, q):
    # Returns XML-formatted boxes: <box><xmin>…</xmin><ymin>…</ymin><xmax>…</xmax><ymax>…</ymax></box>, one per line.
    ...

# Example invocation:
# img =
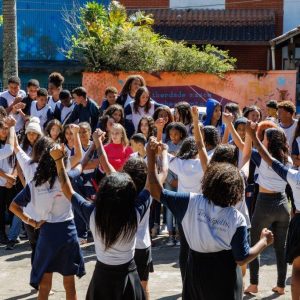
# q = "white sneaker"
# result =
<box><xmin>175</xmin><ymin>239</ymin><xmax>181</xmax><ymax>246</ymax></box>
<box><xmin>166</xmin><ymin>237</ymin><xmax>175</xmax><ymax>246</ymax></box>
<box><xmin>160</xmin><ymin>224</ymin><xmax>168</xmax><ymax>234</ymax></box>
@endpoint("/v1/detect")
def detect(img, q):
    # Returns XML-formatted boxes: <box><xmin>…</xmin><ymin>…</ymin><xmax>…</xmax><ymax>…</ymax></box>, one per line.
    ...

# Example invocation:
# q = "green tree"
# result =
<box><xmin>2</xmin><ymin>0</ymin><xmax>18</xmax><ymax>87</ymax></box>
<box><xmin>63</xmin><ymin>1</ymin><xmax>236</xmax><ymax>74</ymax></box>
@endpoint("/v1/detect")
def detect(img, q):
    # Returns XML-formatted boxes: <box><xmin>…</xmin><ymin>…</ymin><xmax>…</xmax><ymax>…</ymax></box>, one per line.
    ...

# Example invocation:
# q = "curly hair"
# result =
<box><xmin>174</xmin><ymin>137</ymin><xmax>198</xmax><ymax>160</ymax></box>
<box><xmin>278</xmin><ymin>100</ymin><xmax>296</xmax><ymax>115</ymax></box>
<box><xmin>174</xmin><ymin>102</ymin><xmax>193</xmax><ymax>126</ymax></box>
<box><xmin>256</xmin><ymin>120</ymin><xmax>278</xmax><ymax>141</ymax></box>
<box><xmin>48</xmin><ymin>72</ymin><xmax>64</xmax><ymax>88</ymax></box>
<box><xmin>123</xmin><ymin>157</ymin><xmax>147</xmax><ymax>194</ymax></box>
<box><xmin>137</xmin><ymin>116</ymin><xmax>156</xmax><ymax>140</ymax></box>
<box><xmin>203</xmin><ymin>126</ymin><xmax>220</xmax><ymax>148</ymax></box>
<box><xmin>33</xmin><ymin>139</ymin><xmax>60</xmax><ymax>188</ymax></box>
<box><xmin>202</xmin><ymin>162</ymin><xmax>244</xmax><ymax>207</ymax></box>
<box><xmin>165</xmin><ymin>122</ymin><xmax>188</xmax><ymax>142</ymax></box>
<box><xmin>119</xmin><ymin>75</ymin><xmax>146</xmax><ymax>96</ymax></box>
<box><xmin>210</xmin><ymin>144</ymin><xmax>239</xmax><ymax>167</ymax></box>
<box><xmin>265</xmin><ymin>128</ymin><xmax>289</xmax><ymax>164</ymax></box>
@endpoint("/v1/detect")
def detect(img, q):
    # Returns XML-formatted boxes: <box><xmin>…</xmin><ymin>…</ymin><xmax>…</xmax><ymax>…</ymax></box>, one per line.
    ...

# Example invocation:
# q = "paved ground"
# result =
<box><xmin>0</xmin><ymin>236</ymin><xmax>293</xmax><ymax>300</ymax></box>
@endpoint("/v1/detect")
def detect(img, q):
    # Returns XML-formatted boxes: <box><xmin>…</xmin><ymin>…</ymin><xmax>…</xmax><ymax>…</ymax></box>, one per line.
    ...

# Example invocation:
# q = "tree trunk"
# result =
<box><xmin>3</xmin><ymin>0</ymin><xmax>18</xmax><ymax>88</ymax></box>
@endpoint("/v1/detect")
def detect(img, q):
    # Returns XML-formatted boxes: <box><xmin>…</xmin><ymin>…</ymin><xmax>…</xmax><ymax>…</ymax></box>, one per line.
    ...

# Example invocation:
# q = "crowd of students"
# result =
<box><xmin>1</xmin><ymin>72</ymin><xmax>300</xmax><ymax>300</ymax></box>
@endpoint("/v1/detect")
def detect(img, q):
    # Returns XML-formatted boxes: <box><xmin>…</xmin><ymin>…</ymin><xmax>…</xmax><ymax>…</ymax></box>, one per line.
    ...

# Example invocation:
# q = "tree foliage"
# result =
<box><xmin>63</xmin><ymin>1</ymin><xmax>236</xmax><ymax>75</ymax></box>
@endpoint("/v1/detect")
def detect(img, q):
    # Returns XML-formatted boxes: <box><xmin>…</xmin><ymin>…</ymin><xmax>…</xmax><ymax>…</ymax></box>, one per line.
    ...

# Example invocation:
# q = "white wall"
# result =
<box><xmin>284</xmin><ymin>0</ymin><xmax>300</xmax><ymax>33</ymax></box>
<box><xmin>170</xmin><ymin>0</ymin><xmax>225</xmax><ymax>9</ymax></box>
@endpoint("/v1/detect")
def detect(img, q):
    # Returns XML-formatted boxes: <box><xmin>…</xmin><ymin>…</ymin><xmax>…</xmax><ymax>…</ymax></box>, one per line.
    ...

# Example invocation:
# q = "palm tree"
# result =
<box><xmin>3</xmin><ymin>0</ymin><xmax>18</xmax><ymax>88</ymax></box>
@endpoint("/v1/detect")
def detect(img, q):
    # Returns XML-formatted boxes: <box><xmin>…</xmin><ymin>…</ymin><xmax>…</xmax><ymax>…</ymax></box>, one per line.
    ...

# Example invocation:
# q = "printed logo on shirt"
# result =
<box><xmin>198</xmin><ymin>209</ymin><xmax>230</xmax><ymax>232</ymax></box>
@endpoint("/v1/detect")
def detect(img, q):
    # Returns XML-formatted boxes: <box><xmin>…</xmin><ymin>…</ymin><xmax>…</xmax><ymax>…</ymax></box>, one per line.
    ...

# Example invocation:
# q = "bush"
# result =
<box><xmin>63</xmin><ymin>1</ymin><xmax>236</xmax><ymax>74</ymax></box>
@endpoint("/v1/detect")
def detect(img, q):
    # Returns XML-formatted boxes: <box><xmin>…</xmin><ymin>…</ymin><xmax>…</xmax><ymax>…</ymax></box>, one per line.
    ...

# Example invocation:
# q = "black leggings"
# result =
<box><xmin>178</xmin><ymin>224</ymin><xmax>189</xmax><ymax>282</ymax></box>
<box><xmin>0</xmin><ymin>186</ymin><xmax>16</xmax><ymax>234</ymax></box>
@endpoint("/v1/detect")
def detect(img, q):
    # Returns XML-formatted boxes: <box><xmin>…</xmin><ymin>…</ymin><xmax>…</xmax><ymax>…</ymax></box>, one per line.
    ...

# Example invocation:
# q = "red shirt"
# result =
<box><xmin>104</xmin><ymin>143</ymin><xmax>133</xmax><ymax>171</ymax></box>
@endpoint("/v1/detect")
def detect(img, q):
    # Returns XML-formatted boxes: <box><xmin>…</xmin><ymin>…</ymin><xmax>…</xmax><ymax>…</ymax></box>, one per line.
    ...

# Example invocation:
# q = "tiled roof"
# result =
<box><xmin>128</xmin><ymin>9</ymin><xmax>276</xmax><ymax>44</ymax></box>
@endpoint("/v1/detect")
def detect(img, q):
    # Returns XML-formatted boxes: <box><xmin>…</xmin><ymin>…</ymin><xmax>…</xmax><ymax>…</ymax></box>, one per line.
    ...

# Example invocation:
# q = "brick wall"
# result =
<box><xmin>226</xmin><ymin>0</ymin><xmax>283</xmax><ymax>36</ymax></box>
<box><xmin>221</xmin><ymin>45</ymin><xmax>282</xmax><ymax>70</ymax></box>
<box><xmin>119</xmin><ymin>0</ymin><xmax>169</xmax><ymax>8</ymax></box>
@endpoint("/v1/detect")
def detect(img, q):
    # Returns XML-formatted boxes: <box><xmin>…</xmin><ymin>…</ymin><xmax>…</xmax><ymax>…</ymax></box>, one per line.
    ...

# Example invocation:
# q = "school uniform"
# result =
<box><xmin>13</xmin><ymin>179</ymin><xmax>85</xmax><ymax>289</ymax></box>
<box><xmin>134</xmin><ymin>197</ymin><xmax>154</xmax><ymax>281</ymax></box>
<box><xmin>280</xmin><ymin>119</ymin><xmax>298</xmax><ymax>153</ymax></box>
<box><xmin>53</xmin><ymin>102</ymin><xmax>75</xmax><ymax>124</ymax></box>
<box><xmin>270</xmin><ymin>160</ymin><xmax>300</xmax><ymax>263</ymax></box>
<box><xmin>117</xmin><ymin>93</ymin><xmax>134</xmax><ymax>108</ymax></box>
<box><xmin>0</xmin><ymin>90</ymin><xmax>26</xmax><ymax>133</ymax></box>
<box><xmin>0</xmin><ymin>143</ymin><xmax>15</xmax><ymax>238</ymax></box>
<box><xmin>47</xmin><ymin>96</ymin><xmax>61</xmax><ymax>112</ymax></box>
<box><xmin>160</xmin><ymin>189</ymin><xmax>248</xmax><ymax>300</ymax></box>
<box><xmin>30</xmin><ymin>101</ymin><xmax>53</xmax><ymax>128</ymax></box>
<box><xmin>71</xmin><ymin>189</ymin><xmax>151</xmax><ymax>300</ymax></box>
<box><xmin>249</xmin><ymin>150</ymin><xmax>290</xmax><ymax>288</ymax></box>
<box><xmin>124</xmin><ymin>100</ymin><xmax>162</xmax><ymax>131</ymax></box>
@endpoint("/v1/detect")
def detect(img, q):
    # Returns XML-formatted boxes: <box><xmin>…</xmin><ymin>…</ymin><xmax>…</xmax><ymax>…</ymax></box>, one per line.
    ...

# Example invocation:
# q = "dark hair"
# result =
<box><xmin>203</xmin><ymin>126</ymin><xmax>220</xmax><ymax>148</ymax></box>
<box><xmin>265</xmin><ymin>128</ymin><xmax>289</xmax><ymax>164</ymax></box>
<box><xmin>37</xmin><ymin>88</ymin><xmax>48</xmax><ymax>97</ymax></box>
<box><xmin>59</xmin><ymin>89</ymin><xmax>71</xmax><ymax>101</ymax></box>
<box><xmin>0</xmin><ymin>121</ymin><xmax>15</xmax><ymax>167</ymax></box>
<box><xmin>123</xmin><ymin>157</ymin><xmax>147</xmax><ymax>194</ymax></box>
<box><xmin>174</xmin><ymin>102</ymin><xmax>192</xmax><ymax>126</ymax></box>
<box><xmin>63</xmin><ymin>124</ymin><xmax>72</xmax><ymax>144</ymax></box>
<box><xmin>152</xmin><ymin>106</ymin><xmax>174</xmax><ymax>129</ymax></box>
<box><xmin>134</xmin><ymin>86</ymin><xmax>151</xmax><ymax>113</ymax></box>
<box><xmin>0</xmin><ymin>106</ymin><xmax>7</xmax><ymax>120</ymax></box>
<box><xmin>224</xmin><ymin>102</ymin><xmax>242</xmax><ymax>121</ymax></box>
<box><xmin>33</xmin><ymin>139</ymin><xmax>58</xmax><ymax>188</ymax></box>
<box><xmin>99</xmin><ymin>115</ymin><xmax>114</xmax><ymax>134</ymax></box>
<box><xmin>105</xmin><ymin>86</ymin><xmax>118</xmax><ymax>96</ymax></box>
<box><xmin>27</xmin><ymin>79</ymin><xmax>40</xmax><ymax>88</ymax></box>
<box><xmin>95</xmin><ymin>172</ymin><xmax>138</xmax><ymax>249</ymax></box>
<box><xmin>165</xmin><ymin>122</ymin><xmax>188</xmax><ymax>142</ymax></box>
<box><xmin>48</xmin><ymin>72</ymin><xmax>64</xmax><ymax>88</ymax></box>
<box><xmin>175</xmin><ymin>137</ymin><xmax>198</xmax><ymax>160</ymax></box>
<box><xmin>210</xmin><ymin>144</ymin><xmax>239</xmax><ymax>167</ymax></box>
<box><xmin>266</xmin><ymin>100</ymin><xmax>278</xmax><ymax>110</ymax></box>
<box><xmin>21</xmin><ymin>132</ymin><xmax>42</xmax><ymax>154</ymax></box>
<box><xmin>8</xmin><ymin>76</ymin><xmax>21</xmax><ymax>86</ymax></box>
<box><xmin>120</xmin><ymin>75</ymin><xmax>145</xmax><ymax>96</ymax></box>
<box><xmin>72</xmin><ymin>87</ymin><xmax>87</xmax><ymax>98</ymax></box>
<box><xmin>243</xmin><ymin>105</ymin><xmax>262</xmax><ymax>121</ymax></box>
<box><xmin>45</xmin><ymin>119</ymin><xmax>63</xmax><ymax>142</ymax></box>
<box><xmin>278</xmin><ymin>100</ymin><xmax>296</xmax><ymax>115</ymax></box>
<box><xmin>130</xmin><ymin>133</ymin><xmax>147</xmax><ymax>146</ymax></box>
<box><xmin>30</xmin><ymin>136</ymin><xmax>53</xmax><ymax>164</ymax></box>
<box><xmin>137</xmin><ymin>116</ymin><xmax>155</xmax><ymax>139</ymax></box>
<box><xmin>202</xmin><ymin>163</ymin><xmax>244</xmax><ymax>207</ymax></box>
<box><xmin>104</xmin><ymin>104</ymin><xmax>125</xmax><ymax>125</ymax></box>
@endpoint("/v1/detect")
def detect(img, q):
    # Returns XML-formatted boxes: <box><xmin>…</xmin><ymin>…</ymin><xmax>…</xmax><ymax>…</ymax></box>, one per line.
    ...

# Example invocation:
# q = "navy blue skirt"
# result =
<box><xmin>30</xmin><ymin>219</ymin><xmax>86</xmax><ymax>289</ymax></box>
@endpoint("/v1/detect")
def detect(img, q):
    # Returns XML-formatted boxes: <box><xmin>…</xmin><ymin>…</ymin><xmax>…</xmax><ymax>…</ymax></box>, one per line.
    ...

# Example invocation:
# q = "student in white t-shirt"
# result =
<box><xmin>9</xmin><ymin>139</ymin><xmax>85</xmax><ymax>298</ymax></box>
<box><xmin>278</xmin><ymin>100</ymin><xmax>298</xmax><ymax>152</ymax></box>
<box><xmin>130</xmin><ymin>133</ymin><xmax>147</xmax><ymax>161</ymax></box>
<box><xmin>30</xmin><ymin>88</ymin><xmax>53</xmax><ymax>128</ymax></box>
<box><xmin>50</xmin><ymin>132</ymin><xmax>152</xmax><ymax>300</ymax></box>
<box><xmin>246</xmin><ymin>121</ymin><xmax>300</xmax><ymax>300</ymax></box>
<box><xmin>147</xmin><ymin>138</ymin><xmax>273</xmax><ymax>300</ymax></box>
<box><xmin>243</xmin><ymin>124</ymin><xmax>291</xmax><ymax>295</ymax></box>
<box><xmin>53</xmin><ymin>90</ymin><xmax>75</xmax><ymax>125</ymax></box>
<box><xmin>47</xmin><ymin>72</ymin><xmax>64</xmax><ymax>111</ymax></box>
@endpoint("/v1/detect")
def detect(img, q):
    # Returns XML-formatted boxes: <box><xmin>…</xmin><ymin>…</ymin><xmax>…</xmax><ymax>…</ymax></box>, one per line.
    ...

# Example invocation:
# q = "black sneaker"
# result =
<box><xmin>5</xmin><ymin>240</ymin><xmax>15</xmax><ymax>250</ymax></box>
<box><xmin>0</xmin><ymin>233</ymin><xmax>9</xmax><ymax>245</ymax></box>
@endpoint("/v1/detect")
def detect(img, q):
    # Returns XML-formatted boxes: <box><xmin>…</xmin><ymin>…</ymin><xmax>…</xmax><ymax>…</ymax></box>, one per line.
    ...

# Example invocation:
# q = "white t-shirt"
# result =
<box><xmin>48</xmin><ymin>96</ymin><xmax>61</xmax><ymax>111</ymax></box>
<box><xmin>14</xmin><ymin>179</ymin><xmax>73</xmax><ymax>223</ymax></box>
<box><xmin>30</xmin><ymin>101</ymin><xmax>52</xmax><ymax>128</ymax></box>
<box><xmin>280</xmin><ymin>119</ymin><xmax>298</xmax><ymax>153</ymax></box>
<box><xmin>0</xmin><ymin>143</ymin><xmax>14</xmax><ymax>186</ymax></box>
<box><xmin>168</xmin><ymin>156</ymin><xmax>203</xmax><ymax>193</ymax></box>
<box><xmin>124</xmin><ymin>94</ymin><xmax>134</xmax><ymax>108</ymax></box>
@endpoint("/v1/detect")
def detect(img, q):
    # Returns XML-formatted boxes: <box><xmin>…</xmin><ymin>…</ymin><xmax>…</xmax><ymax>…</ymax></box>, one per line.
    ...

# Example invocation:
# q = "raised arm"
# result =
<box><xmin>191</xmin><ymin>106</ymin><xmax>208</xmax><ymax>172</ymax></box>
<box><xmin>92</xmin><ymin>129</ymin><xmax>116</xmax><ymax>175</ymax></box>
<box><xmin>50</xmin><ymin>146</ymin><xmax>74</xmax><ymax>200</ymax></box>
<box><xmin>245</xmin><ymin>121</ymin><xmax>274</xmax><ymax>166</ymax></box>
<box><xmin>155</xmin><ymin>118</ymin><xmax>165</xmax><ymax>142</ymax></box>
<box><xmin>222</xmin><ymin>112</ymin><xmax>244</xmax><ymax>150</ymax></box>
<box><xmin>69</xmin><ymin>124</ymin><xmax>83</xmax><ymax>168</ymax></box>
<box><xmin>147</xmin><ymin>137</ymin><xmax>164</xmax><ymax>201</ymax></box>
<box><xmin>81</xmin><ymin>142</ymin><xmax>99</xmax><ymax>170</ymax></box>
<box><xmin>240</xmin><ymin>121</ymin><xmax>254</xmax><ymax>168</ymax></box>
